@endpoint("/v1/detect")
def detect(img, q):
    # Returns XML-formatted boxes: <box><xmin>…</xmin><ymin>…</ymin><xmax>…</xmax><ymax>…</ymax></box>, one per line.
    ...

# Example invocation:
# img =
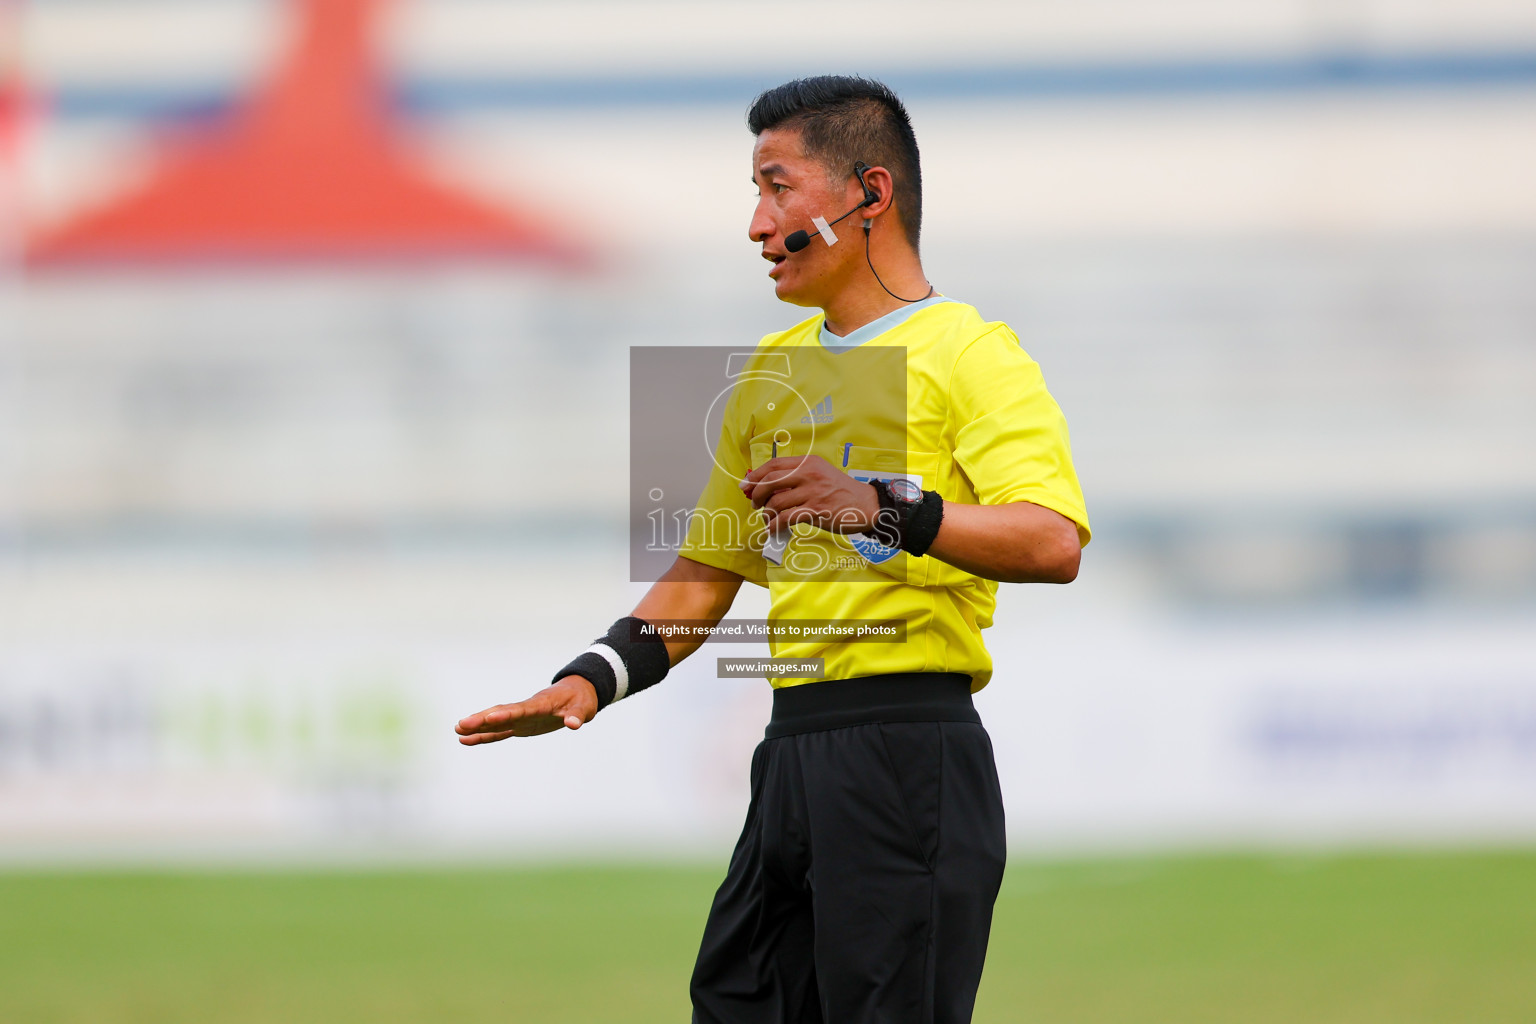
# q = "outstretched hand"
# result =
<box><xmin>455</xmin><ymin>676</ymin><xmax>600</xmax><ymax>745</ymax></box>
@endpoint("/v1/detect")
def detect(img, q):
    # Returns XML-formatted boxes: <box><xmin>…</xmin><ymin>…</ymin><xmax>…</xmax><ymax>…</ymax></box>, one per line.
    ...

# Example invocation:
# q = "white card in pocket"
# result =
<box><xmin>762</xmin><ymin>526</ymin><xmax>789</xmax><ymax>566</ymax></box>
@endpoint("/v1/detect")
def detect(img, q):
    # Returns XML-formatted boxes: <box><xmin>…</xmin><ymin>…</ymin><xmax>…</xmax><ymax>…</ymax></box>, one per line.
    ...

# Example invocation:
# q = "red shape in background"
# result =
<box><xmin>1</xmin><ymin>0</ymin><xmax>23</xmax><ymax>205</ymax></box>
<box><xmin>26</xmin><ymin>0</ymin><xmax>587</xmax><ymax>268</ymax></box>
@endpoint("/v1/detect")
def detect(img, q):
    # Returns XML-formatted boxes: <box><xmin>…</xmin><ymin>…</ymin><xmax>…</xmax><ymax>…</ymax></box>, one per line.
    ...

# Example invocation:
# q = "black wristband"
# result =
<box><xmin>903</xmin><ymin>490</ymin><xmax>945</xmax><ymax>557</ymax></box>
<box><xmin>553</xmin><ymin>651</ymin><xmax>617</xmax><ymax>708</ymax></box>
<box><xmin>903</xmin><ymin>491</ymin><xmax>940</xmax><ymax>555</ymax></box>
<box><xmin>552</xmin><ymin>616</ymin><xmax>671</xmax><ymax>713</ymax></box>
<box><xmin>870</xmin><ymin>480</ymin><xmax>945</xmax><ymax>558</ymax></box>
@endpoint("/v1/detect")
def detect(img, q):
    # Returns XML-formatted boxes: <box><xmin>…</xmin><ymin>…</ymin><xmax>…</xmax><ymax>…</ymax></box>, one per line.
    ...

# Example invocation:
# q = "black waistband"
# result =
<box><xmin>765</xmin><ymin>672</ymin><xmax>979</xmax><ymax>739</ymax></box>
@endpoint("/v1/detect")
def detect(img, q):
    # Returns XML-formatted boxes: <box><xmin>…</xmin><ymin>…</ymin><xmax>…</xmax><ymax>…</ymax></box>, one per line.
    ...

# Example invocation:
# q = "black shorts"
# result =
<box><xmin>690</xmin><ymin>673</ymin><xmax>1007</xmax><ymax>1024</ymax></box>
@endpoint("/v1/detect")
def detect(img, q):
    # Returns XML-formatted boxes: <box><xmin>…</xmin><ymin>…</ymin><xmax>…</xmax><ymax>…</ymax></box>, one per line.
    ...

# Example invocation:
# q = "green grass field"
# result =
<box><xmin>3</xmin><ymin>852</ymin><xmax>1534</xmax><ymax>1023</ymax></box>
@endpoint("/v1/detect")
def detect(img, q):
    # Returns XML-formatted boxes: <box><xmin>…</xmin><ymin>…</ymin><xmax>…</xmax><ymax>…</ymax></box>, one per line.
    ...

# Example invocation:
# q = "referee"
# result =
<box><xmin>457</xmin><ymin>76</ymin><xmax>1090</xmax><ymax>1024</ymax></box>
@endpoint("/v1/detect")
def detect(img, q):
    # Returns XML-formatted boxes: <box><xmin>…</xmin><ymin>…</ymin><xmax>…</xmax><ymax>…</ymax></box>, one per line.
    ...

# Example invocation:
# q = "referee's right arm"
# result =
<box><xmin>454</xmin><ymin>556</ymin><xmax>742</xmax><ymax>744</ymax></box>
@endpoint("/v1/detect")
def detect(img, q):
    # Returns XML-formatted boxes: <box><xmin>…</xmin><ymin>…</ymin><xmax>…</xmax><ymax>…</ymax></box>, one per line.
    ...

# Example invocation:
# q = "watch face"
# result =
<box><xmin>887</xmin><ymin>477</ymin><xmax>922</xmax><ymax>505</ymax></box>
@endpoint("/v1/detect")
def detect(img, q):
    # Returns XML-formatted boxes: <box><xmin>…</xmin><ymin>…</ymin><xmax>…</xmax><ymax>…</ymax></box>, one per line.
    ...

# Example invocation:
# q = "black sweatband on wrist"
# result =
<box><xmin>553</xmin><ymin>651</ymin><xmax>618</xmax><ymax>708</ymax></box>
<box><xmin>552</xmin><ymin>615</ymin><xmax>671</xmax><ymax>713</ymax></box>
<box><xmin>902</xmin><ymin>490</ymin><xmax>945</xmax><ymax>557</ymax></box>
<box><xmin>870</xmin><ymin>481</ymin><xmax>946</xmax><ymax>558</ymax></box>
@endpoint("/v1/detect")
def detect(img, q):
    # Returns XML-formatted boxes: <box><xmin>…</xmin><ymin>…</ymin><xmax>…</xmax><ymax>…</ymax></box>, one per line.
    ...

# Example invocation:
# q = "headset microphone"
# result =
<box><xmin>782</xmin><ymin>228</ymin><xmax>818</xmax><ymax>254</ymax></box>
<box><xmin>783</xmin><ymin>161</ymin><xmax>879</xmax><ymax>253</ymax></box>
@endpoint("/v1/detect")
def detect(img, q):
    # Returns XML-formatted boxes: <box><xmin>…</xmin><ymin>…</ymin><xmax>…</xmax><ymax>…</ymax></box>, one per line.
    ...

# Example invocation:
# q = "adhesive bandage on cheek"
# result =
<box><xmin>811</xmin><ymin>216</ymin><xmax>838</xmax><ymax>247</ymax></box>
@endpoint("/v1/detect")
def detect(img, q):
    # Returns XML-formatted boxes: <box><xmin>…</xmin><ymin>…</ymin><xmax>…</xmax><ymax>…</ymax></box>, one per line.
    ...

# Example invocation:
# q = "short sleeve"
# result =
<box><xmin>949</xmin><ymin>326</ymin><xmax>1091</xmax><ymax>546</ymax></box>
<box><xmin>677</xmin><ymin>382</ymin><xmax>770</xmax><ymax>586</ymax></box>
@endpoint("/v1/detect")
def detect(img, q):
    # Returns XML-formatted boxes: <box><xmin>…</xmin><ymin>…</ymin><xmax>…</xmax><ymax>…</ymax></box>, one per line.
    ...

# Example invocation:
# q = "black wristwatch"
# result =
<box><xmin>869</xmin><ymin>478</ymin><xmax>944</xmax><ymax>556</ymax></box>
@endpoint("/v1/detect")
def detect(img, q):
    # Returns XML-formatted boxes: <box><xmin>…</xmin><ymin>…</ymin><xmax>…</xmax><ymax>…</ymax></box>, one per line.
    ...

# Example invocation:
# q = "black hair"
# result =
<box><xmin>747</xmin><ymin>76</ymin><xmax>922</xmax><ymax>250</ymax></box>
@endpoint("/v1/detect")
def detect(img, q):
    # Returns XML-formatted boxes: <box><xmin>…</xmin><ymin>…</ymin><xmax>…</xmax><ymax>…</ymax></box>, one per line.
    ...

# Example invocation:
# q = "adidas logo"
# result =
<box><xmin>800</xmin><ymin>395</ymin><xmax>834</xmax><ymax>425</ymax></box>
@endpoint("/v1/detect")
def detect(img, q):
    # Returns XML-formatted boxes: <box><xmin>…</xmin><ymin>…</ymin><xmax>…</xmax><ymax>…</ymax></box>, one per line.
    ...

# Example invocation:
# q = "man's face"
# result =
<box><xmin>749</xmin><ymin>128</ymin><xmax>860</xmax><ymax>307</ymax></box>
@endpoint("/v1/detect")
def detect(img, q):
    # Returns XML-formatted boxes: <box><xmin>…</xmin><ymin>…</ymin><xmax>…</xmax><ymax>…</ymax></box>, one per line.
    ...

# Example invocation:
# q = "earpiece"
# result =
<box><xmin>851</xmin><ymin>161</ymin><xmax>932</xmax><ymax>303</ymax></box>
<box><xmin>853</xmin><ymin>161</ymin><xmax>879</xmax><ymax>210</ymax></box>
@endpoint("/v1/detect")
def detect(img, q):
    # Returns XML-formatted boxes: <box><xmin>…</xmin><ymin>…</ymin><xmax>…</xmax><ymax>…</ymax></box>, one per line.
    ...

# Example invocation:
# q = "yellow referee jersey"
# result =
<box><xmin>679</xmin><ymin>297</ymin><xmax>1089</xmax><ymax>691</ymax></box>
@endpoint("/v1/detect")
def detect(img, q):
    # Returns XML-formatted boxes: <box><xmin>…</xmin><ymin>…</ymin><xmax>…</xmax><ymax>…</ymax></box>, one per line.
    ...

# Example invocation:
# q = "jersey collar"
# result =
<box><xmin>817</xmin><ymin>295</ymin><xmax>955</xmax><ymax>353</ymax></box>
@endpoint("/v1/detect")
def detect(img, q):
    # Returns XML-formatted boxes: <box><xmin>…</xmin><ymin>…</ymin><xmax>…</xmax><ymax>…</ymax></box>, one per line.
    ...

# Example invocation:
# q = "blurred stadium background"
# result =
<box><xmin>2</xmin><ymin>0</ymin><xmax>1535</xmax><ymax>1020</ymax></box>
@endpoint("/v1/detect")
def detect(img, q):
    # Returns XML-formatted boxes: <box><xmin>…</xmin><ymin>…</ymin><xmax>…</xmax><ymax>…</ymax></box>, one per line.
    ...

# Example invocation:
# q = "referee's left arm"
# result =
<box><xmin>923</xmin><ymin>499</ymin><xmax>1080</xmax><ymax>583</ymax></box>
<box><xmin>740</xmin><ymin>455</ymin><xmax>1081</xmax><ymax>584</ymax></box>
